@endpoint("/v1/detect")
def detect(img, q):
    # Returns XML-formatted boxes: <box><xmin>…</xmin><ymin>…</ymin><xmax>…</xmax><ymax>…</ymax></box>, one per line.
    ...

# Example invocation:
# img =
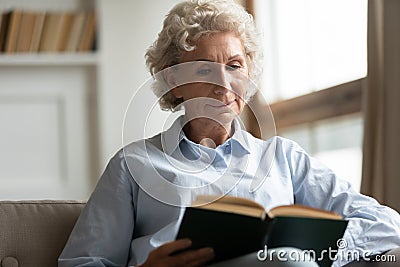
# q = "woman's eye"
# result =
<box><xmin>226</xmin><ymin>65</ymin><xmax>241</xmax><ymax>71</ymax></box>
<box><xmin>196</xmin><ymin>69</ymin><xmax>212</xmax><ymax>76</ymax></box>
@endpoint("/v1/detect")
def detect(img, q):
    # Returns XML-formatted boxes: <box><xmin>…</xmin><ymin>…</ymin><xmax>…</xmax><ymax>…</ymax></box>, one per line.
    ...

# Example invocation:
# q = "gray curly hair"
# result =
<box><xmin>145</xmin><ymin>0</ymin><xmax>262</xmax><ymax>111</ymax></box>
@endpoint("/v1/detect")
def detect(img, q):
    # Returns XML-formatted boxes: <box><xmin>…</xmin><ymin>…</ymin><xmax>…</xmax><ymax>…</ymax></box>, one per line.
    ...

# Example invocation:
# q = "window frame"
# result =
<box><xmin>244</xmin><ymin>0</ymin><xmax>363</xmax><ymax>134</ymax></box>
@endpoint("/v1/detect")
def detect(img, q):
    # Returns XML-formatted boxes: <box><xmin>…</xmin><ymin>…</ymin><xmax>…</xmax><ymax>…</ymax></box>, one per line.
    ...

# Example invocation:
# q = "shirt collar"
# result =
<box><xmin>230</xmin><ymin>118</ymin><xmax>251</xmax><ymax>155</ymax></box>
<box><xmin>161</xmin><ymin>115</ymin><xmax>186</xmax><ymax>155</ymax></box>
<box><xmin>161</xmin><ymin>115</ymin><xmax>251</xmax><ymax>155</ymax></box>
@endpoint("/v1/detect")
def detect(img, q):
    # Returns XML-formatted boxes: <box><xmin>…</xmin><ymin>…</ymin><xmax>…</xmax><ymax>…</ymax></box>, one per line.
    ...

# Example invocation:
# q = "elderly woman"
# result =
<box><xmin>59</xmin><ymin>0</ymin><xmax>400</xmax><ymax>267</ymax></box>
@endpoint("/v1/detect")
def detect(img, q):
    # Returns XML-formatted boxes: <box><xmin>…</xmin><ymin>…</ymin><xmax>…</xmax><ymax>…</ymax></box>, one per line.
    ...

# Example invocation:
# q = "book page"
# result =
<box><xmin>268</xmin><ymin>204</ymin><xmax>342</xmax><ymax>220</ymax></box>
<box><xmin>192</xmin><ymin>195</ymin><xmax>266</xmax><ymax>219</ymax></box>
<box><xmin>192</xmin><ymin>195</ymin><xmax>265</xmax><ymax>209</ymax></box>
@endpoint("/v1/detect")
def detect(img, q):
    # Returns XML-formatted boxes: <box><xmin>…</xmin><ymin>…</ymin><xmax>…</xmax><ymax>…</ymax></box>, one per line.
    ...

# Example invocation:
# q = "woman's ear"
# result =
<box><xmin>164</xmin><ymin>67</ymin><xmax>177</xmax><ymax>88</ymax></box>
<box><xmin>171</xmin><ymin>87</ymin><xmax>182</xmax><ymax>98</ymax></box>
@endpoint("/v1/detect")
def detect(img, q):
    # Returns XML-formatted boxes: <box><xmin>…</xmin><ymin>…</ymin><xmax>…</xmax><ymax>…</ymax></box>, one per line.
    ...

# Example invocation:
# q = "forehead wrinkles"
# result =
<box><xmin>180</xmin><ymin>32</ymin><xmax>245</xmax><ymax>63</ymax></box>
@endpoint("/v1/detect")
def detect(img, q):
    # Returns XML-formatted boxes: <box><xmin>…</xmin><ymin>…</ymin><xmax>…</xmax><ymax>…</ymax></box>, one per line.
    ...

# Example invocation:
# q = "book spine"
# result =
<box><xmin>4</xmin><ymin>10</ymin><xmax>22</xmax><ymax>53</ymax></box>
<box><xmin>0</xmin><ymin>9</ymin><xmax>96</xmax><ymax>54</ymax></box>
<box><xmin>0</xmin><ymin>11</ymin><xmax>11</xmax><ymax>52</ymax></box>
<box><xmin>28</xmin><ymin>12</ymin><xmax>45</xmax><ymax>52</ymax></box>
<box><xmin>65</xmin><ymin>12</ymin><xmax>85</xmax><ymax>52</ymax></box>
<box><xmin>78</xmin><ymin>11</ymin><xmax>96</xmax><ymax>52</ymax></box>
<box><xmin>56</xmin><ymin>12</ymin><xmax>74</xmax><ymax>52</ymax></box>
<box><xmin>16</xmin><ymin>11</ymin><xmax>36</xmax><ymax>53</ymax></box>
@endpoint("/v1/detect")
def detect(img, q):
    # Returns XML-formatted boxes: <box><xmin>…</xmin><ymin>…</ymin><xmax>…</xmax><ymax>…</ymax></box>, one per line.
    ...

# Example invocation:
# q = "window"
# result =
<box><xmin>253</xmin><ymin>0</ymin><xmax>368</xmax><ymax>190</ymax></box>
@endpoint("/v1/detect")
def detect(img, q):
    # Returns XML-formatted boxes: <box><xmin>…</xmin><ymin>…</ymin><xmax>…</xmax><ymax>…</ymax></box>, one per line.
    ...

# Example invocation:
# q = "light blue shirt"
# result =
<box><xmin>59</xmin><ymin>116</ymin><xmax>400</xmax><ymax>267</ymax></box>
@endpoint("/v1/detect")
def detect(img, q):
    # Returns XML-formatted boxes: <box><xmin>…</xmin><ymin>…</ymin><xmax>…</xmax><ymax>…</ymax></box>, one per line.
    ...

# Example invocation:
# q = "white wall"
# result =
<box><xmin>0</xmin><ymin>0</ymin><xmax>182</xmax><ymax>198</ymax></box>
<box><xmin>97</xmin><ymin>0</ymin><xmax>180</xmax><ymax>169</ymax></box>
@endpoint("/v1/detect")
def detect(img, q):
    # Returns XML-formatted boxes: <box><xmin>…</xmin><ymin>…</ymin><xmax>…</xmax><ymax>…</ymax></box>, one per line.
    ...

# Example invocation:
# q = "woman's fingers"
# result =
<box><xmin>156</xmin><ymin>239</ymin><xmax>193</xmax><ymax>256</ymax></box>
<box><xmin>143</xmin><ymin>239</ymin><xmax>215</xmax><ymax>267</ymax></box>
<box><xmin>175</xmin><ymin>247</ymin><xmax>215</xmax><ymax>267</ymax></box>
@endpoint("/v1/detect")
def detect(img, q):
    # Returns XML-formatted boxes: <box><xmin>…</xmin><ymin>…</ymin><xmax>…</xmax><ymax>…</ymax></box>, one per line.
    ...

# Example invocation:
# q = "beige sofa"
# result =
<box><xmin>0</xmin><ymin>200</ymin><xmax>85</xmax><ymax>267</ymax></box>
<box><xmin>1</xmin><ymin>201</ymin><xmax>399</xmax><ymax>267</ymax></box>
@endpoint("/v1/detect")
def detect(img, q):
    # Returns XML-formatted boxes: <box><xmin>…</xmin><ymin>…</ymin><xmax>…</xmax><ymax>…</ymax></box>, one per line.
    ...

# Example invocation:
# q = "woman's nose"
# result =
<box><xmin>214</xmin><ymin>84</ymin><xmax>229</xmax><ymax>95</ymax></box>
<box><xmin>213</xmin><ymin>68</ymin><xmax>231</xmax><ymax>95</ymax></box>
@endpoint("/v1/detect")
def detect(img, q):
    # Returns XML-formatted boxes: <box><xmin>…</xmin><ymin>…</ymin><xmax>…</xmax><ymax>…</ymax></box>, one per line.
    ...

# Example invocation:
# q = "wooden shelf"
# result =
<box><xmin>0</xmin><ymin>52</ymin><xmax>98</xmax><ymax>66</ymax></box>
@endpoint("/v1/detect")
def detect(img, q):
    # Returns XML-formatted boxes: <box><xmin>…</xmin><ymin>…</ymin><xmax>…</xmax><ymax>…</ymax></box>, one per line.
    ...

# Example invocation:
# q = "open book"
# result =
<box><xmin>176</xmin><ymin>195</ymin><xmax>348</xmax><ymax>267</ymax></box>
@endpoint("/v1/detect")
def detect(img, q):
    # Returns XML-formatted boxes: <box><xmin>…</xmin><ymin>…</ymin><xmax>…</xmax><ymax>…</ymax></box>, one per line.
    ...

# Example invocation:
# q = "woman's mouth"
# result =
<box><xmin>208</xmin><ymin>100</ymin><xmax>235</xmax><ymax>108</ymax></box>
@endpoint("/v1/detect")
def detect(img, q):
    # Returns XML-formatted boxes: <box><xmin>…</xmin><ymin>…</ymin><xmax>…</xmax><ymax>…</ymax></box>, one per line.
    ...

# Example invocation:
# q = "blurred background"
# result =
<box><xmin>0</xmin><ymin>0</ymin><xmax>398</xmax><ymax>211</ymax></box>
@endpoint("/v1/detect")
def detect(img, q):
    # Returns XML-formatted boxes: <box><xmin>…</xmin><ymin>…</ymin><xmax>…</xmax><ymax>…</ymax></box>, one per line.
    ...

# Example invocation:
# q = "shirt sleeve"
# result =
<box><xmin>58</xmin><ymin>150</ymin><xmax>137</xmax><ymax>267</ymax></box>
<box><xmin>282</xmin><ymin>139</ymin><xmax>400</xmax><ymax>267</ymax></box>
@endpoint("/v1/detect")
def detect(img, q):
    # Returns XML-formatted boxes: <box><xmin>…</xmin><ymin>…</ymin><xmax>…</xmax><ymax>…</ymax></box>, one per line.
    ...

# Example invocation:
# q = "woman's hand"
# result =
<box><xmin>138</xmin><ymin>239</ymin><xmax>215</xmax><ymax>267</ymax></box>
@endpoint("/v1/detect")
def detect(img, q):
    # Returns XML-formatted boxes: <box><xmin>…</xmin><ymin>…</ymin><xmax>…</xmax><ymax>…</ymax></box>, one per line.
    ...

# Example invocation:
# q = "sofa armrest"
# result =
<box><xmin>0</xmin><ymin>200</ymin><xmax>85</xmax><ymax>267</ymax></box>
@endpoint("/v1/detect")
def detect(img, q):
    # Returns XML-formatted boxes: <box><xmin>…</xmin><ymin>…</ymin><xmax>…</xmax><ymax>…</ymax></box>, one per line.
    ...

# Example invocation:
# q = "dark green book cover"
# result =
<box><xmin>176</xmin><ymin>207</ymin><xmax>348</xmax><ymax>266</ymax></box>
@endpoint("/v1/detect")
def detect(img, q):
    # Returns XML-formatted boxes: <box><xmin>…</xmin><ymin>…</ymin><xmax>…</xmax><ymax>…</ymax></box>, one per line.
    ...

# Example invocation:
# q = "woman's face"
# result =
<box><xmin>170</xmin><ymin>31</ymin><xmax>249</xmax><ymax>126</ymax></box>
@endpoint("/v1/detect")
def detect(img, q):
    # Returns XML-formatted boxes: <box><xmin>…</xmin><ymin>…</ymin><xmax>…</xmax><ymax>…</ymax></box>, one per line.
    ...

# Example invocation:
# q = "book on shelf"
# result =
<box><xmin>4</xmin><ymin>10</ymin><xmax>22</xmax><ymax>53</ymax></box>
<box><xmin>28</xmin><ymin>12</ymin><xmax>45</xmax><ymax>52</ymax></box>
<box><xmin>64</xmin><ymin>12</ymin><xmax>85</xmax><ymax>52</ymax></box>
<box><xmin>0</xmin><ymin>9</ymin><xmax>97</xmax><ymax>54</ymax></box>
<box><xmin>78</xmin><ymin>10</ymin><xmax>96</xmax><ymax>52</ymax></box>
<box><xmin>176</xmin><ymin>195</ymin><xmax>348</xmax><ymax>267</ymax></box>
<box><xmin>0</xmin><ymin>11</ymin><xmax>10</xmax><ymax>52</ymax></box>
<box><xmin>39</xmin><ymin>12</ymin><xmax>66</xmax><ymax>52</ymax></box>
<box><xmin>16</xmin><ymin>11</ymin><xmax>36</xmax><ymax>52</ymax></box>
<box><xmin>56</xmin><ymin>12</ymin><xmax>74</xmax><ymax>52</ymax></box>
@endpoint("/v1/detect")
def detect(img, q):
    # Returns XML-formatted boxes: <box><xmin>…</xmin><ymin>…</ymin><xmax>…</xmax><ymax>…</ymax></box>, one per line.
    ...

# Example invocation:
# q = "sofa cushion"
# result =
<box><xmin>0</xmin><ymin>200</ymin><xmax>85</xmax><ymax>267</ymax></box>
